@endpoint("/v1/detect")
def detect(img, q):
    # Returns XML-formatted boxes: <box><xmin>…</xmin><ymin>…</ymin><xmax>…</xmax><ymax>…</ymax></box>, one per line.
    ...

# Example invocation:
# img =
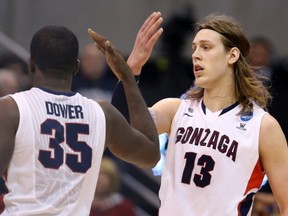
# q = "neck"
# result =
<box><xmin>32</xmin><ymin>71</ymin><xmax>73</xmax><ymax>92</ymax></box>
<box><xmin>203</xmin><ymin>85</ymin><xmax>236</xmax><ymax>112</ymax></box>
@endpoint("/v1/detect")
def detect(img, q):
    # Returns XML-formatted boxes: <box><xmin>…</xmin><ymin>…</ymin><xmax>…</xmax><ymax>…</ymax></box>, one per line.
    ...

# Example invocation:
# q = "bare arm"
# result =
<box><xmin>0</xmin><ymin>96</ymin><xmax>19</xmax><ymax>175</ymax></box>
<box><xmin>259</xmin><ymin>113</ymin><xmax>288</xmax><ymax>215</ymax></box>
<box><xmin>88</xmin><ymin>28</ymin><xmax>160</xmax><ymax>168</ymax></box>
<box><xmin>99</xmin><ymin>100</ymin><xmax>159</xmax><ymax>168</ymax></box>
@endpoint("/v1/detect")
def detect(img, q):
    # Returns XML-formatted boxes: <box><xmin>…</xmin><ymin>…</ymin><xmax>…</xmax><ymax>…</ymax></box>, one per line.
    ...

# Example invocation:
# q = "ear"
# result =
<box><xmin>28</xmin><ymin>57</ymin><xmax>36</xmax><ymax>73</ymax></box>
<box><xmin>72</xmin><ymin>59</ymin><xmax>80</xmax><ymax>76</ymax></box>
<box><xmin>228</xmin><ymin>47</ymin><xmax>240</xmax><ymax>65</ymax></box>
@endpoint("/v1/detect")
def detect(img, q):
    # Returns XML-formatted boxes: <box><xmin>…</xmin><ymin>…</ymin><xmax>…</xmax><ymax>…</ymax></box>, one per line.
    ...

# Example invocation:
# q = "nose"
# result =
<box><xmin>192</xmin><ymin>48</ymin><xmax>200</xmax><ymax>62</ymax></box>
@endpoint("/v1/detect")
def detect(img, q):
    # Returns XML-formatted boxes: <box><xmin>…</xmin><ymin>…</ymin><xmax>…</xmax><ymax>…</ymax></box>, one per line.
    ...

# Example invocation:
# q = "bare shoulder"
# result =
<box><xmin>152</xmin><ymin>97</ymin><xmax>181</xmax><ymax>113</ymax></box>
<box><xmin>154</xmin><ymin>97</ymin><xmax>182</xmax><ymax>105</ymax></box>
<box><xmin>260</xmin><ymin>113</ymin><xmax>283</xmax><ymax>135</ymax></box>
<box><xmin>259</xmin><ymin>113</ymin><xmax>287</xmax><ymax>160</ymax></box>
<box><xmin>0</xmin><ymin>95</ymin><xmax>19</xmax><ymax>126</ymax></box>
<box><xmin>151</xmin><ymin>98</ymin><xmax>181</xmax><ymax>134</ymax></box>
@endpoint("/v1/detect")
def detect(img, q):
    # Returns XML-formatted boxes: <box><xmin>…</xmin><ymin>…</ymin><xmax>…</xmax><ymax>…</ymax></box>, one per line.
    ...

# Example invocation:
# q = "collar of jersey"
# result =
<box><xmin>36</xmin><ymin>87</ymin><xmax>77</xmax><ymax>97</ymax></box>
<box><xmin>201</xmin><ymin>100</ymin><xmax>239</xmax><ymax>116</ymax></box>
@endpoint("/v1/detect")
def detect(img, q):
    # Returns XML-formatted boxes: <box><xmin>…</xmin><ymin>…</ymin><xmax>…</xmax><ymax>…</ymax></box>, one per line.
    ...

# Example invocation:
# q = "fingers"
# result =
<box><xmin>87</xmin><ymin>28</ymin><xmax>108</xmax><ymax>53</ymax></box>
<box><xmin>140</xmin><ymin>12</ymin><xmax>162</xmax><ymax>34</ymax></box>
<box><xmin>105</xmin><ymin>40</ymin><xmax>111</xmax><ymax>48</ymax></box>
<box><xmin>145</xmin><ymin>13</ymin><xmax>163</xmax><ymax>42</ymax></box>
<box><xmin>138</xmin><ymin>12</ymin><xmax>163</xmax><ymax>49</ymax></box>
<box><xmin>88</xmin><ymin>28</ymin><xmax>117</xmax><ymax>58</ymax></box>
<box><xmin>147</xmin><ymin>27</ymin><xmax>163</xmax><ymax>48</ymax></box>
<box><xmin>105</xmin><ymin>40</ymin><xmax>115</xmax><ymax>56</ymax></box>
<box><xmin>87</xmin><ymin>29</ymin><xmax>120</xmax><ymax>59</ymax></box>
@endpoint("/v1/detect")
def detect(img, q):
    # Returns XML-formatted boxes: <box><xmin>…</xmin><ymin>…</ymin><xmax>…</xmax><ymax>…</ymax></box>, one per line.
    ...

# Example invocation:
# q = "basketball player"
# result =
<box><xmin>111</xmin><ymin>13</ymin><xmax>288</xmax><ymax>215</ymax></box>
<box><xmin>0</xmin><ymin>12</ymin><xmax>161</xmax><ymax>215</ymax></box>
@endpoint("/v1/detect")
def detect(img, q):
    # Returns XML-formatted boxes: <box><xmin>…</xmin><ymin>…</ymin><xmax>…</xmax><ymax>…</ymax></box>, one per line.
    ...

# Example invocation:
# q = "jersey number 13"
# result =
<box><xmin>181</xmin><ymin>152</ymin><xmax>215</xmax><ymax>188</ymax></box>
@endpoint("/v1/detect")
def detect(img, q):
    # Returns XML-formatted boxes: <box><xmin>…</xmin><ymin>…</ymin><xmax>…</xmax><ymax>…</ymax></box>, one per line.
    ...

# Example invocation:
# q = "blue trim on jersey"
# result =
<box><xmin>220</xmin><ymin>101</ymin><xmax>239</xmax><ymax>115</ymax></box>
<box><xmin>36</xmin><ymin>87</ymin><xmax>77</xmax><ymax>96</ymax></box>
<box><xmin>201</xmin><ymin>99</ymin><xmax>206</xmax><ymax>114</ymax></box>
<box><xmin>201</xmin><ymin>100</ymin><xmax>239</xmax><ymax>116</ymax></box>
<box><xmin>239</xmin><ymin>192</ymin><xmax>255</xmax><ymax>216</ymax></box>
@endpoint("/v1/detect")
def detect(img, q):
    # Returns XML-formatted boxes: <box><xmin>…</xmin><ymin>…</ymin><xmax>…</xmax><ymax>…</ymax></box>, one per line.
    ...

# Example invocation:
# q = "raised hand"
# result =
<box><xmin>87</xmin><ymin>29</ymin><xmax>132</xmax><ymax>81</ymax></box>
<box><xmin>127</xmin><ymin>12</ymin><xmax>163</xmax><ymax>75</ymax></box>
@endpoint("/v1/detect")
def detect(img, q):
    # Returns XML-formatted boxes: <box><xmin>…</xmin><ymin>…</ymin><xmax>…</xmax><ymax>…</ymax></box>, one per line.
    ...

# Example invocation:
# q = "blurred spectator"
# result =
<box><xmin>0</xmin><ymin>69</ymin><xmax>21</xmax><ymax>97</ymax></box>
<box><xmin>0</xmin><ymin>52</ymin><xmax>31</xmax><ymax>90</ymax></box>
<box><xmin>72</xmin><ymin>43</ymin><xmax>118</xmax><ymax>101</ymax></box>
<box><xmin>89</xmin><ymin>157</ymin><xmax>136</xmax><ymax>216</ymax></box>
<box><xmin>247</xmin><ymin>36</ymin><xmax>275</xmax><ymax>80</ymax></box>
<box><xmin>0</xmin><ymin>196</ymin><xmax>4</xmax><ymax>214</ymax></box>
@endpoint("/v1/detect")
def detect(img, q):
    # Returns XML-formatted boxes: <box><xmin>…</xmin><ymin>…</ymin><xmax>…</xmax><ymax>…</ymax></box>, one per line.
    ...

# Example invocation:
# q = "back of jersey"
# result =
<box><xmin>2</xmin><ymin>87</ymin><xmax>106</xmax><ymax>216</ymax></box>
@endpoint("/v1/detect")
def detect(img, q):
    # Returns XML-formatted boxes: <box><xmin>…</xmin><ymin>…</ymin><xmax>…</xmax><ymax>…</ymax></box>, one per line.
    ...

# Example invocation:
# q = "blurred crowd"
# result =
<box><xmin>0</xmin><ymin>9</ymin><xmax>288</xmax><ymax>216</ymax></box>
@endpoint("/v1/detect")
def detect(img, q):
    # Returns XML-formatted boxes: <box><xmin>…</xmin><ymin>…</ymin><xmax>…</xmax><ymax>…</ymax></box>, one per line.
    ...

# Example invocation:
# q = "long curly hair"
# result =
<box><xmin>185</xmin><ymin>14</ymin><xmax>271</xmax><ymax>114</ymax></box>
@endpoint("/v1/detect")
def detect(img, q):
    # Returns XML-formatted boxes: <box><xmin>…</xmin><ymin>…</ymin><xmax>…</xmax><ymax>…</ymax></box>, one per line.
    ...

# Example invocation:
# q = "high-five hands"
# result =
<box><xmin>88</xmin><ymin>11</ymin><xmax>163</xmax><ymax>80</ymax></box>
<box><xmin>87</xmin><ymin>28</ymin><xmax>132</xmax><ymax>81</ymax></box>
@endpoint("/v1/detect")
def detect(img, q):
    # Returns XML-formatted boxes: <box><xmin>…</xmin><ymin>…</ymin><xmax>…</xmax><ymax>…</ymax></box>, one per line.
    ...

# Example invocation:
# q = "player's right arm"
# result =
<box><xmin>0</xmin><ymin>96</ymin><xmax>19</xmax><ymax>175</ymax></box>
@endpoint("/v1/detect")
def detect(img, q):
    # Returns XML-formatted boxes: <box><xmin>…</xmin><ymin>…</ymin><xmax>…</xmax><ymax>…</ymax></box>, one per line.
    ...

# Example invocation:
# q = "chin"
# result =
<box><xmin>194</xmin><ymin>78</ymin><xmax>206</xmax><ymax>88</ymax></box>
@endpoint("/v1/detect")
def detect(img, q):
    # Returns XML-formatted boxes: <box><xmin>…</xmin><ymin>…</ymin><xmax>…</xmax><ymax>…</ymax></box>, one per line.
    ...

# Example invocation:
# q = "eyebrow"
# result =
<box><xmin>192</xmin><ymin>40</ymin><xmax>213</xmax><ymax>46</ymax></box>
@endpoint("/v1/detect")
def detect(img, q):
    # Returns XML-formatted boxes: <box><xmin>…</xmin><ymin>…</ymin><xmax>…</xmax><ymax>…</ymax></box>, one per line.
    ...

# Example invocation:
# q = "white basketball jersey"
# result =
<box><xmin>159</xmin><ymin>99</ymin><xmax>266</xmax><ymax>216</ymax></box>
<box><xmin>2</xmin><ymin>87</ymin><xmax>106</xmax><ymax>216</ymax></box>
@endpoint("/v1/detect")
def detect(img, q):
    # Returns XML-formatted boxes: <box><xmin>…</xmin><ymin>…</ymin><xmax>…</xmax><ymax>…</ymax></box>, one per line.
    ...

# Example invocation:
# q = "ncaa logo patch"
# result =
<box><xmin>240</xmin><ymin>111</ymin><xmax>253</xmax><ymax>122</ymax></box>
